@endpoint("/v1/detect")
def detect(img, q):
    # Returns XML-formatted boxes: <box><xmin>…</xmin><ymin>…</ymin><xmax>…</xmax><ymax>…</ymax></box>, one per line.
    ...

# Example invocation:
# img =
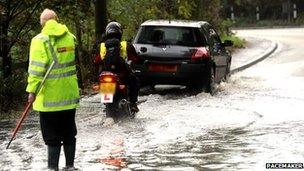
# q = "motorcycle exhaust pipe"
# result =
<box><xmin>119</xmin><ymin>99</ymin><xmax>132</xmax><ymax>117</ymax></box>
<box><xmin>118</xmin><ymin>99</ymin><xmax>128</xmax><ymax>109</ymax></box>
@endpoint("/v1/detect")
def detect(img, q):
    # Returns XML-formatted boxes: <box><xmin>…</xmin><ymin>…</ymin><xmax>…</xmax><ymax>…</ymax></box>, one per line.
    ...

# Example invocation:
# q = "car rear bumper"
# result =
<box><xmin>134</xmin><ymin>62</ymin><xmax>210</xmax><ymax>86</ymax></box>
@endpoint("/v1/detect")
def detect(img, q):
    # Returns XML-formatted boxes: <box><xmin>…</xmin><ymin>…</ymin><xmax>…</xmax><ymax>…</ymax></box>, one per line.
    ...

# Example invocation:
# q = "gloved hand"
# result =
<box><xmin>28</xmin><ymin>93</ymin><xmax>36</xmax><ymax>103</ymax></box>
<box><xmin>94</xmin><ymin>54</ymin><xmax>102</xmax><ymax>65</ymax></box>
<box><xmin>126</xmin><ymin>60</ymin><xmax>133</xmax><ymax>66</ymax></box>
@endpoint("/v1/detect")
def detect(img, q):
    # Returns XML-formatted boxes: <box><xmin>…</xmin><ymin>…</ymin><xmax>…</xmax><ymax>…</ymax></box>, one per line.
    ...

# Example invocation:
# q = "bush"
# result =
<box><xmin>219</xmin><ymin>19</ymin><xmax>246</xmax><ymax>50</ymax></box>
<box><xmin>221</xmin><ymin>34</ymin><xmax>246</xmax><ymax>49</ymax></box>
<box><xmin>0</xmin><ymin>71</ymin><xmax>27</xmax><ymax>117</ymax></box>
<box><xmin>219</xmin><ymin>19</ymin><xmax>235</xmax><ymax>35</ymax></box>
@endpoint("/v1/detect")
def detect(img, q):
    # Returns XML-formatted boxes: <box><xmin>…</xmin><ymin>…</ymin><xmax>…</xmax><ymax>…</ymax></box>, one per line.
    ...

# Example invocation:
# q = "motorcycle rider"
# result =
<box><xmin>94</xmin><ymin>21</ymin><xmax>140</xmax><ymax>113</ymax></box>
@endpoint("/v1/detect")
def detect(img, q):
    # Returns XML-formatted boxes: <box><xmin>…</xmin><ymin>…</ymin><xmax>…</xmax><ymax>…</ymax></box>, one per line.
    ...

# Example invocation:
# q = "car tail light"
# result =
<box><xmin>191</xmin><ymin>47</ymin><xmax>210</xmax><ymax>61</ymax></box>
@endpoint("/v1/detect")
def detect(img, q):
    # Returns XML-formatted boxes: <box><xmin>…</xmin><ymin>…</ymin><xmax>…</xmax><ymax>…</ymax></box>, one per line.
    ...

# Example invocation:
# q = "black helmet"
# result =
<box><xmin>105</xmin><ymin>21</ymin><xmax>122</xmax><ymax>40</ymax></box>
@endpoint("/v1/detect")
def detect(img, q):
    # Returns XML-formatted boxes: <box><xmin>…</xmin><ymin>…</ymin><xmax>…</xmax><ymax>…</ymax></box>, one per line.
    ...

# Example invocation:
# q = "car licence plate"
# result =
<box><xmin>148</xmin><ymin>64</ymin><xmax>177</xmax><ymax>72</ymax></box>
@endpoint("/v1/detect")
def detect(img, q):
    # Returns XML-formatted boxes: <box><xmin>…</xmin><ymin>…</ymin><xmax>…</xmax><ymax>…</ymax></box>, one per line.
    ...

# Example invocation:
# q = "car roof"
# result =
<box><xmin>141</xmin><ymin>20</ymin><xmax>209</xmax><ymax>28</ymax></box>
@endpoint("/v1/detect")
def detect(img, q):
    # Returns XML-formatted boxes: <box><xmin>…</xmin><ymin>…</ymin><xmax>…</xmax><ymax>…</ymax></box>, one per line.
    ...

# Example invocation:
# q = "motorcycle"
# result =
<box><xmin>97</xmin><ymin>71</ymin><xmax>135</xmax><ymax>119</ymax></box>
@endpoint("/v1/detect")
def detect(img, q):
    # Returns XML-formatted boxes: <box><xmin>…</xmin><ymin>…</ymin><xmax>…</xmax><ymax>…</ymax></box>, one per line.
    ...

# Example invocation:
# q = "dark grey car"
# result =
<box><xmin>133</xmin><ymin>20</ymin><xmax>233</xmax><ymax>93</ymax></box>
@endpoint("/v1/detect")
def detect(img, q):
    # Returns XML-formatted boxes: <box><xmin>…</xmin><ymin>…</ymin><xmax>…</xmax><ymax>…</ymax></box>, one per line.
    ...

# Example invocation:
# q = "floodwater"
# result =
<box><xmin>1</xmin><ymin>28</ymin><xmax>304</xmax><ymax>170</ymax></box>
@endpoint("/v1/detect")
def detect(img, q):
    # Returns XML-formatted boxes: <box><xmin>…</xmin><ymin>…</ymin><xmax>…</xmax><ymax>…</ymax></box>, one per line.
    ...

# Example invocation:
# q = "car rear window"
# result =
<box><xmin>134</xmin><ymin>26</ymin><xmax>206</xmax><ymax>47</ymax></box>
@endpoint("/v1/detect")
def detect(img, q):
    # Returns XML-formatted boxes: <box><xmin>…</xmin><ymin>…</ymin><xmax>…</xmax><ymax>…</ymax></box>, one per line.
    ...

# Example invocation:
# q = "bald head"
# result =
<box><xmin>40</xmin><ymin>9</ymin><xmax>58</xmax><ymax>26</ymax></box>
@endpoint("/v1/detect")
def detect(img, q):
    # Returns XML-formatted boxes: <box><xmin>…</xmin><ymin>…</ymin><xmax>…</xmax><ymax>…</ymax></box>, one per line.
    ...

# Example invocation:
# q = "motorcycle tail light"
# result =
<box><xmin>103</xmin><ymin>76</ymin><xmax>113</xmax><ymax>83</ymax></box>
<box><xmin>99</xmin><ymin>72</ymin><xmax>118</xmax><ymax>83</ymax></box>
<box><xmin>191</xmin><ymin>47</ymin><xmax>210</xmax><ymax>61</ymax></box>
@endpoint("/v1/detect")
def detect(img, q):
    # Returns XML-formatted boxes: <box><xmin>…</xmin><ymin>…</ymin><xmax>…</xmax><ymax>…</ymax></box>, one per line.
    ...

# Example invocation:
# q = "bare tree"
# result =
<box><xmin>0</xmin><ymin>0</ymin><xmax>43</xmax><ymax>78</ymax></box>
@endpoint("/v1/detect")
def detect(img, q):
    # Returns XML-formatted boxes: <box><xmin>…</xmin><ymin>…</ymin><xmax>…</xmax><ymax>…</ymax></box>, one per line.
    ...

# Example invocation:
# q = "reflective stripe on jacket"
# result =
<box><xmin>26</xmin><ymin>19</ymin><xmax>80</xmax><ymax>112</ymax></box>
<box><xmin>99</xmin><ymin>41</ymin><xmax>127</xmax><ymax>60</ymax></box>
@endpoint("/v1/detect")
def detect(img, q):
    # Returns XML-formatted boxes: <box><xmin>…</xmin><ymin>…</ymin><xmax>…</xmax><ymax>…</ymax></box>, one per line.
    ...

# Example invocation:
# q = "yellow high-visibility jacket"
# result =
<box><xmin>26</xmin><ymin>19</ymin><xmax>80</xmax><ymax>112</ymax></box>
<box><xmin>99</xmin><ymin>41</ymin><xmax>127</xmax><ymax>60</ymax></box>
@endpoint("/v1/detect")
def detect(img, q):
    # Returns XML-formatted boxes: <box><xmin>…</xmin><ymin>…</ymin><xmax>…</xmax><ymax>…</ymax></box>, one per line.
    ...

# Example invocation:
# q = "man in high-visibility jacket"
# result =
<box><xmin>94</xmin><ymin>22</ymin><xmax>141</xmax><ymax>113</ymax></box>
<box><xmin>26</xmin><ymin>9</ymin><xmax>79</xmax><ymax>170</ymax></box>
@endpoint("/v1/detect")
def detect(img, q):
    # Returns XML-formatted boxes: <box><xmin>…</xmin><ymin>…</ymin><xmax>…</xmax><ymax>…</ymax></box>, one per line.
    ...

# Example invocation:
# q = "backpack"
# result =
<box><xmin>103</xmin><ymin>38</ymin><xmax>125</xmax><ymax>72</ymax></box>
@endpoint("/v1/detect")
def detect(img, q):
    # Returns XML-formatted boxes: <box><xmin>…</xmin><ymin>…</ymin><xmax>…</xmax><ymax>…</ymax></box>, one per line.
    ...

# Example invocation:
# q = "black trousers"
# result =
<box><xmin>40</xmin><ymin>109</ymin><xmax>77</xmax><ymax>146</ymax></box>
<box><xmin>127</xmin><ymin>73</ymin><xmax>140</xmax><ymax>103</ymax></box>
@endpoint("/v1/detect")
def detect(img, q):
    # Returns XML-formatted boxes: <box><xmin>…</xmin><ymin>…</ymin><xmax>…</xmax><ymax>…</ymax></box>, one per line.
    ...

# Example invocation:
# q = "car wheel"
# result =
<box><xmin>206</xmin><ymin>67</ymin><xmax>216</xmax><ymax>95</ymax></box>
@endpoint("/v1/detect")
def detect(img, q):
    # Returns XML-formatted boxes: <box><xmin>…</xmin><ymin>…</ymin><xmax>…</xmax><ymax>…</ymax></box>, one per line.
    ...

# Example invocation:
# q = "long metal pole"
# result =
<box><xmin>6</xmin><ymin>61</ymin><xmax>56</xmax><ymax>149</ymax></box>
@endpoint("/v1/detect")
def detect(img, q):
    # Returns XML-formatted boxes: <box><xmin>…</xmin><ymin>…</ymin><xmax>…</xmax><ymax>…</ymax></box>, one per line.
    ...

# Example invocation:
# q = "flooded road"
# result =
<box><xmin>1</xmin><ymin>28</ymin><xmax>304</xmax><ymax>170</ymax></box>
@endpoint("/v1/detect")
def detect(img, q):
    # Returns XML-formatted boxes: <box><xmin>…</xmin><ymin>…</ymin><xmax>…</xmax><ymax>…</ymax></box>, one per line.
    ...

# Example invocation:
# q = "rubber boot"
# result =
<box><xmin>47</xmin><ymin>145</ymin><xmax>61</xmax><ymax>171</ymax></box>
<box><xmin>63</xmin><ymin>144</ymin><xmax>75</xmax><ymax>167</ymax></box>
